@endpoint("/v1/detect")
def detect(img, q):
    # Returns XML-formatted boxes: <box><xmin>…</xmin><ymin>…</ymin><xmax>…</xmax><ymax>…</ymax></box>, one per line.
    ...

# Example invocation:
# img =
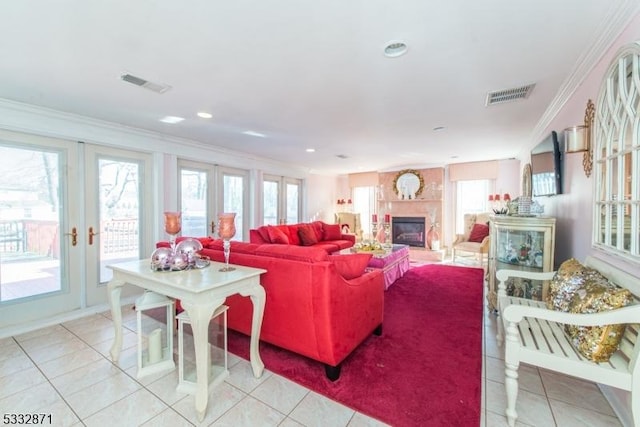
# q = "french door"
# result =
<box><xmin>179</xmin><ymin>160</ymin><xmax>215</xmax><ymax>238</ymax></box>
<box><xmin>0</xmin><ymin>130</ymin><xmax>153</xmax><ymax>328</ymax></box>
<box><xmin>0</xmin><ymin>131</ymin><xmax>81</xmax><ymax>327</ymax></box>
<box><xmin>84</xmin><ymin>144</ymin><xmax>154</xmax><ymax>306</ymax></box>
<box><xmin>263</xmin><ymin>175</ymin><xmax>302</xmax><ymax>225</ymax></box>
<box><xmin>218</xmin><ymin>167</ymin><xmax>249</xmax><ymax>241</ymax></box>
<box><xmin>178</xmin><ymin>161</ymin><xmax>249</xmax><ymax>241</ymax></box>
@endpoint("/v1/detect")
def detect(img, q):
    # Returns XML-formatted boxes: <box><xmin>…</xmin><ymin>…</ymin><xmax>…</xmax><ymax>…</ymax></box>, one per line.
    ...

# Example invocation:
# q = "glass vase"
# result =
<box><xmin>426</xmin><ymin>225</ymin><xmax>440</xmax><ymax>250</ymax></box>
<box><xmin>217</xmin><ymin>212</ymin><xmax>237</xmax><ymax>272</ymax></box>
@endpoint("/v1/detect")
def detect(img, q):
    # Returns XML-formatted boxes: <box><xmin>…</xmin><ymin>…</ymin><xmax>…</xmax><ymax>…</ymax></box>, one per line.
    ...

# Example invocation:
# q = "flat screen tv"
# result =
<box><xmin>531</xmin><ymin>130</ymin><xmax>562</xmax><ymax>196</ymax></box>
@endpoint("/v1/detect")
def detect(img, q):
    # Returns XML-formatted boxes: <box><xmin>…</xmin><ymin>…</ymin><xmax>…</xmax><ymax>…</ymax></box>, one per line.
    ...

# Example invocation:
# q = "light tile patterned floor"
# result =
<box><xmin>0</xmin><ymin>263</ymin><xmax>625</xmax><ymax>426</ymax></box>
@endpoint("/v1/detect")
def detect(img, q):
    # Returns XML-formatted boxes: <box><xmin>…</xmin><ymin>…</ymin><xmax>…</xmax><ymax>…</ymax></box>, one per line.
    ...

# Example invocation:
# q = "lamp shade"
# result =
<box><xmin>564</xmin><ymin>126</ymin><xmax>588</xmax><ymax>153</ymax></box>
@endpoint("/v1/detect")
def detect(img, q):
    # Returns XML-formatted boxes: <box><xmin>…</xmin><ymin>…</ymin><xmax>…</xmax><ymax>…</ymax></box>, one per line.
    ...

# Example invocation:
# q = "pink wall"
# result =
<box><xmin>531</xmin><ymin>13</ymin><xmax>640</xmax><ymax>269</ymax></box>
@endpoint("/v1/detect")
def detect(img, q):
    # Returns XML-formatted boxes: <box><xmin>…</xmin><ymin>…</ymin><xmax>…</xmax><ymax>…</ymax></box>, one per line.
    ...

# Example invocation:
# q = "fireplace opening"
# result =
<box><xmin>392</xmin><ymin>216</ymin><xmax>425</xmax><ymax>247</ymax></box>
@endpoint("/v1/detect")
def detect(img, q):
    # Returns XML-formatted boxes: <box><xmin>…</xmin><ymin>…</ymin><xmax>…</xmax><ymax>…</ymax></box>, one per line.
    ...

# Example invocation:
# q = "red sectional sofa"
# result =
<box><xmin>170</xmin><ymin>234</ymin><xmax>384</xmax><ymax>380</ymax></box>
<box><xmin>249</xmin><ymin>221</ymin><xmax>355</xmax><ymax>253</ymax></box>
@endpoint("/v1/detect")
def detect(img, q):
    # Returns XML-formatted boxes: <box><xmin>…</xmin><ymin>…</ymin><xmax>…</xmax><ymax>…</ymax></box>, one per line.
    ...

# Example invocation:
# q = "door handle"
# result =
<box><xmin>65</xmin><ymin>227</ymin><xmax>78</xmax><ymax>246</ymax></box>
<box><xmin>88</xmin><ymin>226</ymin><xmax>100</xmax><ymax>245</ymax></box>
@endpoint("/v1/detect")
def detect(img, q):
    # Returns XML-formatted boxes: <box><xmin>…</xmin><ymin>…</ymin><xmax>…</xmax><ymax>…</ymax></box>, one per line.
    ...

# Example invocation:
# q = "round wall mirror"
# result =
<box><xmin>393</xmin><ymin>169</ymin><xmax>424</xmax><ymax>199</ymax></box>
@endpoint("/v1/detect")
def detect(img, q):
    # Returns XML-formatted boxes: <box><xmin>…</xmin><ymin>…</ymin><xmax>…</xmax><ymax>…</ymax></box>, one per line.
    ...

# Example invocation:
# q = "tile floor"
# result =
<box><xmin>0</xmin><ymin>266</ymin><xmax>626</xmax><ymax>427</ymax></box>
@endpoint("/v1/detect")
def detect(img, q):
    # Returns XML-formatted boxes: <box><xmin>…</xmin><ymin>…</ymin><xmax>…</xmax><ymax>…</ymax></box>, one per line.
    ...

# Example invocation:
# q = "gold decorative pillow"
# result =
<box><xmin>546</xmin><ymin>258</ymin><xmax>591</xmax><ymax>311</ymax></box>
<box><xmin>564</xmin><ymin>274</ymin><xmax>634</xmax><ymax>362</ymax></box>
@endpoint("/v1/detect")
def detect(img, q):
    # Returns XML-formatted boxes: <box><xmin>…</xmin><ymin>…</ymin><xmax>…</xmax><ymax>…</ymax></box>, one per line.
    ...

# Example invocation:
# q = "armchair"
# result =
<box><xmin>452</xmin><ymin>213</ymin><xmax>491</xmax><ymax>264</ymax></box>
<box><xmin>335</xmin><ymin>212</ymin><xmax>363</xmax><ymax>241</ymax></box>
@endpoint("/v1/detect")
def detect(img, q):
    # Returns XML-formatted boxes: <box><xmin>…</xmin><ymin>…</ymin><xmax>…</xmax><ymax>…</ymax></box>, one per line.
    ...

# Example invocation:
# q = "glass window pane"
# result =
<box><xmin>223</xmin><ymin>174</ymin><xmax>244</xmax><ymax>241</ymax></box>
<box><xmin>0</xmin><ymin>146</ymin><xmax>62</xmax><ymax>301</ymax></box>
<box><xmin>98</xmin><ymin>159</ymin><xmax>140</xmax><ymax>283</ymax></box>
<box><xmin>180</xmin><ymin>169</ymin><xmax>208</xmax><ymax>237</ymax></box>
<box><xmin>263</xmin><ymin>181</ymin><xmax>278</xmax><ymax>225</ymax></box>
<box><xmin>456</xmin><ymin>180</ymin><xmax>491</xmax><ymax>233</ymax></box>
<box><xmin>285</xmin><ymin>183</ymin><xmax>299</xmax><ymax>224</ymax></box>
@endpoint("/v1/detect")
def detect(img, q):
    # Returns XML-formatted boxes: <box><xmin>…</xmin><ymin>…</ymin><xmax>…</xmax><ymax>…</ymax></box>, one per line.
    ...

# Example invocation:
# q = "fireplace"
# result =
<box><xmin>392</xmin><ymin>217</ymin><xmax>426</xmax><ymax>247</ymax></box>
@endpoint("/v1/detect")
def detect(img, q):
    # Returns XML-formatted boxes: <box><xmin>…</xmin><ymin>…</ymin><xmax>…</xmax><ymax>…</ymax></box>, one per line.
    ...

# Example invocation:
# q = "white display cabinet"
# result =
<box><xmin>487</xmin><ymin>215</ymin><xmax>556</xmax><ymax>311</ymax></box>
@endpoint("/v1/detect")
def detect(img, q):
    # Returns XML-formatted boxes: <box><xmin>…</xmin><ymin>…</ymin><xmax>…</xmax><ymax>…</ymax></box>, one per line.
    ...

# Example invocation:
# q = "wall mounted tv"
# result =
<box><xmin>531</xmin><ymin>130</ymin><xmax>562</xmax><ymax>196</ymax></box>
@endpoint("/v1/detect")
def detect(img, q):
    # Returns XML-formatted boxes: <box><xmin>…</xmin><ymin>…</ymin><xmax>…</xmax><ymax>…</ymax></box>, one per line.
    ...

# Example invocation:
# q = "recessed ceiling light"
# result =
<box><xmin>384</xmin><ymin>41</ymin><xmax>408</xmax><ymax>58</ymax></box>
<box><xmin>159</xmin><ymin>116</ymin><xmax>185</xmax><ymax>124</ymax></box>
<box><xmin>197</xmin><ymin>112</ymin><xmax>213</xmax><ymax>119</ymax></box>
<box><xmin>306</xmin><ymin>148</ymin><xmax>315</xmax><ymax>153</ymax></box>
<box><xmin>243</xmin><ymin>130</ymin><xmax>266</xmax><ymax>138</ymax></box>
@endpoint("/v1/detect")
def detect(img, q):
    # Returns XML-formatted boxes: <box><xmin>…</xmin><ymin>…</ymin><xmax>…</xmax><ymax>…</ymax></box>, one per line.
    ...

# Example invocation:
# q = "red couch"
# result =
<box><xmin>249</xmin><ymin>221</ymin><xmax>355</xmax><ymax>253</ymax></box>
<box><xmin>194</xmin><ymin>237</ymin><xmax>384</xmax><ymax>380</ymax></box>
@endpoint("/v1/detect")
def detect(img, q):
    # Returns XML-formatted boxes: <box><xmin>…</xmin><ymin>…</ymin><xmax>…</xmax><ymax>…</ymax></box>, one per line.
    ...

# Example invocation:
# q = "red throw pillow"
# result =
<box><xmin>468</xmin><ymin>223</ymin><xmax>490</xmax><ymax>243</ymax></box>
<box><xmin>330</xmin><ymin>253</ymin><xmax>373</xmax><ymax>279</ymax></box>
<box><xmin>287</xmin><ymin>225</ymin><xmax>301</xmax><ymax>245</ymax></box>
<box><xmin>256</xmin><ymin>226</ymin><xmax>271</xmax><ymax>243</ymax></box>
<box><xmin>298</xmin><ymin>225</ymin><xmax>319</xmax><ymax>246</ymax></box>
<box><xmin>323</xmin><ymin>223</ymin><xmax>342</xmax><ymax>241</ymax></box>
<box><xmin>267</xmin><ymin>225</ymin><xmax>290</xmax><ymax>244</ymax></box>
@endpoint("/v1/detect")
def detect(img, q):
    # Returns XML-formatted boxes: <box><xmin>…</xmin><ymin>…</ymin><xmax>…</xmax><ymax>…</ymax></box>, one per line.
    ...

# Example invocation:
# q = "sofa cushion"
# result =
<box><xmin>468</xmin><ymin>223</ymin><xmax>489</xmax><ymax>243</ymax></box>
<box><xmin>298</xmin><ymin>225</ymin><xmax>319</xmax><ymax>246</ymax></box>
<box><xmin>323</xmin><ymin>223</ymin><xmax>342</xmax><ymax>241</ymax></box>
<box><xmin>203</xmin><ymin>239</ymin><xmax>261</xmax><ymax>254</ymax></box>
<box><xmin>310</xmin><ymin>221</ymin><xmax>325</xmax><ymax>241</ymax></box>
<box><xmin>330</xmin><ymin>253</ymin><xmax>373</xmax><ymax>279</ymax></box>
<box><xmin>287</xmin><ymin>225</ymin><xmax>301</xmax><ymax>246</ymax></box>
<box><xmin>267</xmin><ymin>225</ymin><xmax>290</xmax><ymax>244</ymax></box>
<box><xmin>256</xmin><ymin>226</ymin><xmax>271</xmax><ymax>243</ymax></box>
<box><xmin>254</xmin><ymin>244</ymin><xmax>329</xmax><ymax>262</ymax></box>
<box><xmin>311</xmin><ymin>242</ymin><xmax>341</xmax><ymax>253</ymax></box>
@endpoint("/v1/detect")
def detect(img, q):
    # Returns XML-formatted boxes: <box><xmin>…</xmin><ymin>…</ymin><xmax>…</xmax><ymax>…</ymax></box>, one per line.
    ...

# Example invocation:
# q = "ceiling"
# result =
<box><xmin>1</xmin><ymin>1</ymin><xmax>638</xmax><ymax>175</ymax></box>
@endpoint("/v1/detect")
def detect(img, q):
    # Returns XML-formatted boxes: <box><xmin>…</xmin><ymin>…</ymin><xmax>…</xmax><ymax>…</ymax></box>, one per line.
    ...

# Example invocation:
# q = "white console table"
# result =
<box><xmin>107</xmin><ymin>259</ymin><xmax>266</xmax><ymax>422</ymax></box>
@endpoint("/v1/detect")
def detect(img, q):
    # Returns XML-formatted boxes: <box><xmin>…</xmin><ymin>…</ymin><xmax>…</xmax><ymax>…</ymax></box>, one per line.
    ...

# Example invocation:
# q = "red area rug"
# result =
<box><xmin>227</xmin><ymin>264</ymin><xmax>485</xmax><ymax>427</ymax></box>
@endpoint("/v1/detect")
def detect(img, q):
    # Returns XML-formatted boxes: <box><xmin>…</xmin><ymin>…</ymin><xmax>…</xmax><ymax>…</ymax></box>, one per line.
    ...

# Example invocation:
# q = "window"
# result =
<box><xmin>353</xmin><ymin>186</ymin><xmax>376</xmax><ymax>237</ymax></box>
<box><xmin>455</xmin><ymin>180</ymin><xmax>491</xmax><ymax>233</ymax></box>
<box><xmin>594</xmin><ymin>42</ymin><xmax>640</xmax><ymax>261</ymax></box>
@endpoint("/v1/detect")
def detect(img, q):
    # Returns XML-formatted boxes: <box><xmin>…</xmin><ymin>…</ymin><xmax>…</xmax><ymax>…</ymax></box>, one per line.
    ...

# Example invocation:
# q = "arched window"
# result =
<box><xmin>594</xmin><ymin>41</ymin><xmax>640</xmax><ymax>261</ymax></box>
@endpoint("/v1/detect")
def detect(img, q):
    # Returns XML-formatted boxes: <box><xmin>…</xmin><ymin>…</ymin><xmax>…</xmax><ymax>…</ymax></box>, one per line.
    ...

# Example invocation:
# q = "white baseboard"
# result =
<box><xmin>0</xmin><ymin>295</ymin><xmax>139</xmax><ymax>340</ymax></box>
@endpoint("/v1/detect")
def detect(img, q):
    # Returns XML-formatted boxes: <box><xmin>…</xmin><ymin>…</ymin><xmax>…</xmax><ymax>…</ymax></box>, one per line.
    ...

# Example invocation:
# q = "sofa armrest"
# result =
<box><xmin>503</xmin><ymin>302</ymin><xmax>640</xmax><ymax>326</ymax></box>
<box><xmin>452</xmin><ymin>234</ymin><xmax>466</xmax><ymax>245</ymax></box>
<box><xmin>341</xmin><ymin>233</ymin><xmax>356</xmax><ymax>244</ymax></box>
<box><xmin>480</xmin><ymin>235</ymin><xmax>490</xmax><ymax>252</ymax></box>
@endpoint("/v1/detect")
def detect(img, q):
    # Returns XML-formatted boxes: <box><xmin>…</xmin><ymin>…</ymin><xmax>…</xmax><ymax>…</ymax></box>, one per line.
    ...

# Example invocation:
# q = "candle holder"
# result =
<box><xmin>217</xmin><ymin>212</ymin><xmax>237</xmax><ymax>272</ymax></box>
<box><xmin>164</xmin><ymin>211</ymin><xmax>182</xmax><ymax>253</ymax></box>
<box><xmin>371</xmin><ymin>221</ymin><xmax>378</xmax><ymax>241</ymax></box>
<box><xmin>383</xmin><ymin>222</ymin><xmax>391</xmax><ymax>249</ymax></box>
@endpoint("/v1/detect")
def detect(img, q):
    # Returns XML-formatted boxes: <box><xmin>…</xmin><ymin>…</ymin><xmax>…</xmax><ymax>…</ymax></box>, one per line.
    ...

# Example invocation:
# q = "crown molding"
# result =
<box><xmin>0</xmin><ymin>98</ymin><xmax>308</xmax><ymax>177</ymax></box>
<box><xmin>530</xmin><ymin>1</ymin><xmax>640</xmax><ymax>146</ymax></box>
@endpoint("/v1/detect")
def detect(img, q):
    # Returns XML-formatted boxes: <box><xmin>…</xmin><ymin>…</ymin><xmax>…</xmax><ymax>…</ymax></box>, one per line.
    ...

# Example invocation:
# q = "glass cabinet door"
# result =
<box><xmin>494</xmin><ymin>227</ymin><xmax>546</xmax><ymax>300</ymax></box>
<box><xmin>488</xmin><ymin>215</ymin><xmax>556</xmax><ymax>311</ymax></box>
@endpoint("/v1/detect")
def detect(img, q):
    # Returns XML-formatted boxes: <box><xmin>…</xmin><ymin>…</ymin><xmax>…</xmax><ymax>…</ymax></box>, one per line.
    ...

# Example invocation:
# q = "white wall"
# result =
<box><xmin>527</xmin><ymin>15</ymin><xmax>640</xmax><ymax>426</ymax></box>
<box><xmin>306</xmin><ymin>174</ymin><xmax>342</xmax><ymax>223</ymax></box>
<box><xmin>525</xmin><ymin>13</ymin><xmax>640</xmax><ymax>269</ymax></box>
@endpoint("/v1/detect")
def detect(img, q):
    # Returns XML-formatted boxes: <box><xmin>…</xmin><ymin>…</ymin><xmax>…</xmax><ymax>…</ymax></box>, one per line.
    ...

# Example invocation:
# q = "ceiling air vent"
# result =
<box><xmin>485</xmin><ymin>83</ymin><xmax>535</xmax><ymax>106</ymax></box>
<box><xmin>120</xmin><ymin>73</ymin><xmax>171</xmax><ymax>94</ymax></box>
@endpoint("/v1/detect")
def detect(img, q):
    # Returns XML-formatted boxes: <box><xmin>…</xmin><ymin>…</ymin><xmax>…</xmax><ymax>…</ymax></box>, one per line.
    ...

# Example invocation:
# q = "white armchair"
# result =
<box><xmin>452</xmin><ymin>213</ymin><xmax>491</xmax><ymax>264</ymax></box>
<box><xmin>334</xmin><ymin>212</ymin><xmax>363</xmax><ymax>241</ymax></box>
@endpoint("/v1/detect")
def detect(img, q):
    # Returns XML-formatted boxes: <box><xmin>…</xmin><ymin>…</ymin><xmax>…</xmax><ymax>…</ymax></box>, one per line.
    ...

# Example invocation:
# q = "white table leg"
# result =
<box><xmin>181</xmin><ymin>299</ymin><xmax>224</xmax><ymax>423</ymax></box>
<box><xmin>107</xmin><ymin>279</ymin><xmax>125</xmax><ymax>363</ymax></box>
<box><xmin>240</xmin><ymin>283</ymin><xmax>266</xmax><ymax>378</ymax></box>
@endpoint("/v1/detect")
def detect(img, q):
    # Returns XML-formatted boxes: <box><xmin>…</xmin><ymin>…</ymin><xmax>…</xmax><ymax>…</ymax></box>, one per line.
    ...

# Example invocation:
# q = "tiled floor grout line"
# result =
<box><xmin>11</xmin><ymin>335</ymin><xmax>87</xmax><ymax>426</ymax></box>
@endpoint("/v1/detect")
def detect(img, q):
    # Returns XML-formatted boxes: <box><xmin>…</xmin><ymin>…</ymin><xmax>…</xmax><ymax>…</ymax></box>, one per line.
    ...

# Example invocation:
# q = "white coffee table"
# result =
<box><xmin>107</xmin><ymin>259</ymin><xmax>266</xmax><ymax>422</ymax></box>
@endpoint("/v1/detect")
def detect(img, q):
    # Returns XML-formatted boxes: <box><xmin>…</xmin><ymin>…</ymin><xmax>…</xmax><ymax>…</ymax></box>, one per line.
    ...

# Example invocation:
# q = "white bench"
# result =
<box><xmin>495</xmin><ymin>256</ymin><xmax>640</xmax><ymax>427</ymax></box>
